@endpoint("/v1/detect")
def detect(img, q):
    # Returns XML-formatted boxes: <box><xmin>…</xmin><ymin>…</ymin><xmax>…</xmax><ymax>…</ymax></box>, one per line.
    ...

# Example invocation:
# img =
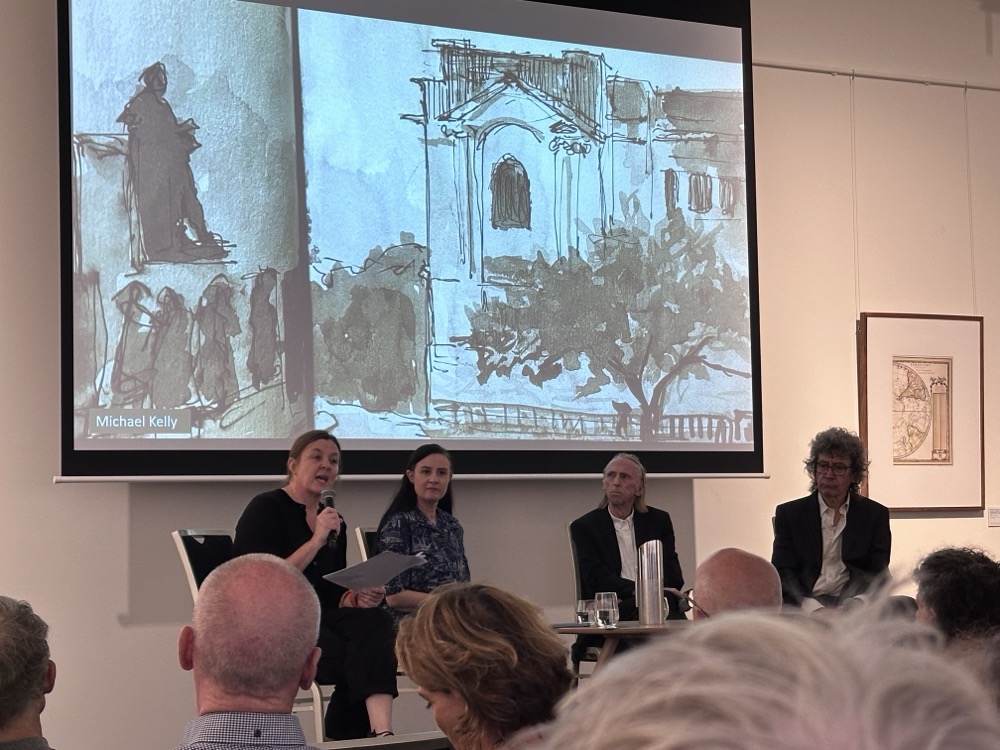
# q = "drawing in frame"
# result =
<box><xmin>858</xmin><ymin>312</ymin><xmax>984</xmax><ymax>511</ymax></box>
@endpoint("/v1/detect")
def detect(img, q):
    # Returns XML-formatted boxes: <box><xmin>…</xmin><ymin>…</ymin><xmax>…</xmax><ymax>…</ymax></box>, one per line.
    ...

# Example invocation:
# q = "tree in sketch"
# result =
<box><xmin>117</xmin><ymin>62</ymin><xmax>225</xmax><ymax>262</ymax></box>
<box><xmin>246</xmin><ymin>268</ymin><xmax>280</xmax><ymax>391</ymax></box>
<box><xmin>149</xmin><ymin>287</ymin><xmax>194</xmax><ymax>408</ymax></box>
<box><xmin>194</xmin><ymin>275</ymin><xmax>242</xmax><ymax>413</ymax></box>
<box><xmin>456</xmin><ymin>195</ymin><xmax>752</xmax><ymax>440</ymax></box>
<box><xmin>110</xmin><ymin>280</ymin><xmax>155</xmax><ymax>406</ymax></box>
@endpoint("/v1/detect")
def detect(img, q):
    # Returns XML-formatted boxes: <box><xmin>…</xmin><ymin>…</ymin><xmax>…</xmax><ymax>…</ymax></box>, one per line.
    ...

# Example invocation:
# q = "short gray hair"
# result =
<box><xmin>193</xmin><ymin>554</ymin><xmax>320</xmax><ymax>697</ymax></box>
<box><xmin>534</xmin><ymin>608</ymin><xmax>1000</xmax><ymax>750</ymax></box>
<box><xmin>0</xmin><ymin>596</ymin><xmax>50</xmax><ymax>729</ymax></box>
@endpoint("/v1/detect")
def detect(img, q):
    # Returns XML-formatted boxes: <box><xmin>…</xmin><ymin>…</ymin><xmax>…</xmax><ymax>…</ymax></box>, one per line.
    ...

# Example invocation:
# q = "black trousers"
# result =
<box><xmin>316</xmin><ymin>605</ymin><xmax>398</xmax><ymax>740</ymax></box>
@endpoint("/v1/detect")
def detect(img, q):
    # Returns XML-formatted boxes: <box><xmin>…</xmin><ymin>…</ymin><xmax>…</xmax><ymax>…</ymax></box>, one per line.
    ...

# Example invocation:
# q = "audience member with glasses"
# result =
<box><xmin>770</xmin><ymin>427</ymin><xmax>891</xmax><ymax>611</ymax></box>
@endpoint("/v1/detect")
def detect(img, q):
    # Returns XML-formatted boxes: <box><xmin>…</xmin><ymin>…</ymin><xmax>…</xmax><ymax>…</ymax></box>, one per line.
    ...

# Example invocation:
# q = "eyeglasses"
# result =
<box><xmin>673</xmin><ymin>588</ymin><xmax>710</xmax><ymax>618</ymax></box>
<box><xmin>814</xmin><ymin>461</ymin><xmax>851</xmax><ymax>476</ymax></box>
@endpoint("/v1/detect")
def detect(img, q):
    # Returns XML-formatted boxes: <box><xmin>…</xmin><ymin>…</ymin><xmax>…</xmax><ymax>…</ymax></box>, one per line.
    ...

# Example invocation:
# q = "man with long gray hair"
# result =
<box><xmin>0</xmin><ymin>596</ymin><xmax>56</xmax><ymax>750</ymax></box>
<box><xmin>174</xmin><ymin>553</ymin><xmax>322</xmax><ymax>750</ymax></box>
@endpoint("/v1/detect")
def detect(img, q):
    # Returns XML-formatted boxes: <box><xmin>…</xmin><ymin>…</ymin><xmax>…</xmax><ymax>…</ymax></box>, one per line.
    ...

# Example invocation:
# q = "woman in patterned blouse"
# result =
<box><xmin>377</xmin><ymin>444</ymin><xmax>471</xmax><ymax>622</ymax></box>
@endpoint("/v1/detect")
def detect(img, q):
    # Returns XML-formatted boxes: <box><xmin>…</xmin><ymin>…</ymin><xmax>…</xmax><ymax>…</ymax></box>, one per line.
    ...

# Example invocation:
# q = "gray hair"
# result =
<box><xmin>0</xmin><ymin>596</ymin><xmax>50</xmax><ymax>730</ymax></box>
<box><xmin>193</xmin><ymin>554</ymin><xmax>320</xmax><ymax>698</ymax></box>
<box><xmin>804</xmin><ymin>427</ymin><xmax>869</xmax><ymax>494</ymax></box>
<box><xmin>599</xmin><ymin>452</ymin><xmax>648</xmax><ymax>513</ymax></box>
<box><xmin>533</xmin><ymin>608</ymin><xmax>1000</xmax><ymax>750</ymax></box>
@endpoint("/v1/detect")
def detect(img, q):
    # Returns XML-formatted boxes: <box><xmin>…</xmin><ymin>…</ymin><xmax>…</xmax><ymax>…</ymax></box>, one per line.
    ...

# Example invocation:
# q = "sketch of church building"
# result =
<box><xmin>405</xmin><ymin>40</ymin><xmax>745</xmax><ymax>296</ymax></box>
<box><xmin>394</xmin><ymin>39</ymin><xmax>752</xmax><ymax>442</ymax></box>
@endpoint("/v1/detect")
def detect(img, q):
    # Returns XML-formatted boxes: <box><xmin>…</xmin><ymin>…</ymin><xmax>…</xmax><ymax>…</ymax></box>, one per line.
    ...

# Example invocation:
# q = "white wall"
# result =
<box><xmin>3</xmin><ymin>0</ymin><xmax>1000</xmax><ymax>747</ymax></box>
<box><xmin>695</xmin><ymin>0</ymin><xmax>1000</xmax><ymax>580</ymax></box>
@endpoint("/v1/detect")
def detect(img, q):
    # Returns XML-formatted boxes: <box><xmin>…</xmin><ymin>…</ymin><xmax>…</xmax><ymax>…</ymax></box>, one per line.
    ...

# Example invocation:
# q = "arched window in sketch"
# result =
<box><xmin>688</xmin><ymin>172</ymin><xmax>713</xmax><ymax>214</ymax></box>
<box><xmin>490</xmin><ymin>154</ymin><xmax>531</xmax><ymax>230</ymax></box>
<box><xmin>719</xmin><ymin>176</ymin><xmax>739</xmax><ymax>217</ymax></box>
<box><xmin>664</xmin><ymin>169</ymin><xmax>679</xmax><ymax>212</ymax></box>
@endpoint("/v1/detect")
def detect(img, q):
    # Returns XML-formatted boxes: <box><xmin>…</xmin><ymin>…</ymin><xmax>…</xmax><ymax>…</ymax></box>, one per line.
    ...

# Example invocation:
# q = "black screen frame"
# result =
<box><xmin>58</xmin><ymin>0</ymin><xmax>761</xmax><ymax>479</ymax></box>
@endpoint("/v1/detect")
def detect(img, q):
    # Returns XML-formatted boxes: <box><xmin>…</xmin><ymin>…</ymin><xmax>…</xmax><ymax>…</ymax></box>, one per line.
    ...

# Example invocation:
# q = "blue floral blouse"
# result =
<box><xmin>379</xmin><ymin>508</ymin><xmax>471</xmax><ymax>622</ymax></box>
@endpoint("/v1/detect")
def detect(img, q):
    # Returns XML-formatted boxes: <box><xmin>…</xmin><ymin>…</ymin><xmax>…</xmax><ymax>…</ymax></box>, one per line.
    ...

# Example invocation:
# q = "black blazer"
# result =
<box><xmin>771</xmin><ymin>492</ymin><xmax>891</xmax><ymax>606</ymax></box>
<box><xmin>570</xmin><ymin>505</ymin><xmax>685</xmax><ymax>620</ymax></box>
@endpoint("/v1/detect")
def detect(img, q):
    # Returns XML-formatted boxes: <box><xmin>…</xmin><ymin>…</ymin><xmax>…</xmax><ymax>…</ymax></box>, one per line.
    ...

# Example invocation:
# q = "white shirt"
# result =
<box><xmin>811</xmin><ymin>492</ymin><xmax>850</xmax><ymax>598</ymax></box>
<box><xmin>609</xmin><ymin>507</ymin><xmax>637</xmax><ymax>582</ymax></box>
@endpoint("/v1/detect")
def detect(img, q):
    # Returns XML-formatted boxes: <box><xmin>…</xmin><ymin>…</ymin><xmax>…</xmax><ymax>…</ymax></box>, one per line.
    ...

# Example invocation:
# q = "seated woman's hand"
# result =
<box><xmin>355</xmin><ymin>586</ymin><xmax>386</xmax><ymax>608</ymax></box>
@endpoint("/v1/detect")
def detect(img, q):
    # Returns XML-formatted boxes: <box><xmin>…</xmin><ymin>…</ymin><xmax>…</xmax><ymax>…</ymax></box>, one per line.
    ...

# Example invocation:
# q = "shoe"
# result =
<box><xmin>367</xmin><ymin>730</ymin><xmax>394</xmax><ymax>738</ymax></box>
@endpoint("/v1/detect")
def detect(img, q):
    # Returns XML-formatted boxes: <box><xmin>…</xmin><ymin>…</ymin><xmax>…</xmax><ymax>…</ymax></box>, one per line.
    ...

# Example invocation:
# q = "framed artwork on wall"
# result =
<box><xmin>858</xmin><ymin>312</ymin><xmax>984</xmax><ymax>511</ymax></box>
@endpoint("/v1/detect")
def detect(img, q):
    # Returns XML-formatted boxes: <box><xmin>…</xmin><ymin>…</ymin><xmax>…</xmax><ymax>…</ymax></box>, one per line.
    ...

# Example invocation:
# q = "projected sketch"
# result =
<box><xmin>67</xmin><ymin>0</ymin><xmax>756</xmax><ymax>453</ymax></box>
<box><xmin>70</xmin><ymin>1</ymin><xmax>307</xmax><ymax>443</ymax></box>
<box><xmin>109</xmin><ymin>280</ymin><xmax>155</xmax><ymax>407</ymax></box>
<box><xmin>246</xmin><ymin>268</ymin><xmax>281</xmax><ymax>392</ymax></box>
<box><xmin>302</xmin><ymin>17</ymin><xmax>753</xmax><ymax>445</ymax></box>
<box><xmin>117</xmin><ymin>62</ymin><xmax>228</xmax><ymax>265</ymax></box>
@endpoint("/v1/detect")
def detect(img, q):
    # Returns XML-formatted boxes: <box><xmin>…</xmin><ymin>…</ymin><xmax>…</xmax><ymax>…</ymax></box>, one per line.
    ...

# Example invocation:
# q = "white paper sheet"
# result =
<box><xmin>322</xmin><ymin>551</ymin><xmax>425</xmax><ymax>589</ymax></box>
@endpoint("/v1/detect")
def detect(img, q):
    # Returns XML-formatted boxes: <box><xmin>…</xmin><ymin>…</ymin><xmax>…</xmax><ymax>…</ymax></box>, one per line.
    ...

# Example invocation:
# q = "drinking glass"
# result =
<box><xmin>595</xmin><ymin>591</ymin><xmax>619</xmax><ymax>628</ymax></box>
<box><xmin>576</xmin><ymin>599</ymin><xmax>595</xmax><ymax>625</ymax></box>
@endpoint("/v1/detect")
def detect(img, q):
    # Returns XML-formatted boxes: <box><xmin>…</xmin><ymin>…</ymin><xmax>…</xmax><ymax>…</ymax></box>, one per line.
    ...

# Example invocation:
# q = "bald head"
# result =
<box><xmin>694</xmin><ymin>548</ymin><xmax>782</xmax><ymax>618</ymax></box>
<box><xmin>182</xmin><ymin>554</ymin><xmax>320</xmax><ymax>708</ymax></box>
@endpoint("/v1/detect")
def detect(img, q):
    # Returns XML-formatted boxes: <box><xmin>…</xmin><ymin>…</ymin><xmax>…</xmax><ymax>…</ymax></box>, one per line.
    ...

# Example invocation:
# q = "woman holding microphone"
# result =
<box><xmin>233</xmin><ymin>430</ymin><xmax>397</xmax><ymax>739</ymax></box>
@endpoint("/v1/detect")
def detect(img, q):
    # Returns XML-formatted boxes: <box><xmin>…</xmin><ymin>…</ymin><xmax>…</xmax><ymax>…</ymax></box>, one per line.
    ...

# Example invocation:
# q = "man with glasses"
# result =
<box><xmin>771</xmin><ymin>427</ymin><xmax>891</xmax><ymax>610</ymax></box>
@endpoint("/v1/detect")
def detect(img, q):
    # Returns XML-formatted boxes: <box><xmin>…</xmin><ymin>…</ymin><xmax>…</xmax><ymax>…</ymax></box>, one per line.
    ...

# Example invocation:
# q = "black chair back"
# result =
<box><xmin>183</xmin><ymin>534</ymin><xmax>234</xmax><ymax>587</ymax></box>
<box><xmin>172</xmin><ymin>530</ymin><xmax>235</xmax><ymax>600</ymax></box>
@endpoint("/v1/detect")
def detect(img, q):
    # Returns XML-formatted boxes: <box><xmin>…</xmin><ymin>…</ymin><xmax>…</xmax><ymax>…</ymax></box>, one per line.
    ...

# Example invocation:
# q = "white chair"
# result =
<box><xmin>354</xmin><ymin>526</ymin><xmax>379</xmax><ymax>562</ymax></box>
<box><xmin>171</xmin><ymin>529</ymin><xmax>332</xmax><ymax>742</ymax></box>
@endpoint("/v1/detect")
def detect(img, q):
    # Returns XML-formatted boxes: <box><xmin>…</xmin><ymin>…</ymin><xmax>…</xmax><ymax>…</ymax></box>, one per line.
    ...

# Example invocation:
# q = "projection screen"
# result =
<box><xmin>60</xmin><ymin>0</ymin><xmax>762</xmax><ymax>478</ymax></box>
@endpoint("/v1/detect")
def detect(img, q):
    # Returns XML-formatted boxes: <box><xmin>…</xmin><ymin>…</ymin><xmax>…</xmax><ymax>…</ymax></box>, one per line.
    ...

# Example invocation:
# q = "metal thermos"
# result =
<box><xmin>636</xmin><ymin>539</ymin><xmax>666</xmax><ymax>625</ymax></box>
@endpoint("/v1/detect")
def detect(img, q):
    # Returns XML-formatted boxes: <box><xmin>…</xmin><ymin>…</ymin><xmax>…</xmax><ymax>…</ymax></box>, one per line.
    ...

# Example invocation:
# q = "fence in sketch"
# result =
<box><xmin>432</xmin><ymin>399</ymin><xmax>753</xmax><ymax>443</ymax></box>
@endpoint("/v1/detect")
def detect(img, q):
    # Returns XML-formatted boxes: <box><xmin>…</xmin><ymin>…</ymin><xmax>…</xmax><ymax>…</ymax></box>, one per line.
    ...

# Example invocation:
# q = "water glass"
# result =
<box><xmin>595</xmin><ymin>591</ymin><xmax>619</xmax><ymax>628</ymax></box>
<box><xmin>575</xmin><ymin>599</ymin><xmax>595</xmax><ymax>625</ymax></box>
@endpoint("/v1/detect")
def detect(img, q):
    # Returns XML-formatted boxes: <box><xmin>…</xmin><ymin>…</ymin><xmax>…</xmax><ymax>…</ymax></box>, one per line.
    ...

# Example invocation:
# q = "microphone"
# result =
<box><xmin>320</xmin><ymin>489</ymin><xmax>339</xmax><ymax>545</ymax></box>
<box><xmin>320</xmin><ymin>488</ymin><xmax>336</xmax><ymax>510</ymax></box>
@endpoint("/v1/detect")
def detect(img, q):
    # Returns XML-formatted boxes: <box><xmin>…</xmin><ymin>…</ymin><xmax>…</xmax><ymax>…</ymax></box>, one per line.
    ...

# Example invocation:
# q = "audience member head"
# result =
<box><xmin>285</xmin><ymin>429</ymin><xmax>341</xmax><ymax>484</ymax></box>
<box><xmin>532</xmin><ymin>609</ymin><xmax>1000</xmax><ymax>750</ymax></box>
<box><xmin>804</xmin><ymin>427</ymin><xmax>869</xmax><ymax>495</ymax></box>
<box><xmin>396</xmin><ymin>582</ymin><xmax>572</xmax><ymax>750</ymax></box>
<box><xmin>379</xmin><ymin>443</ymin><xmax>454</xmax><ymax>530</ymax></box>
<box><xmin>0</xmin><ymin>596</ymin><xmax>55</xmax><ymax>740</ymax></box>
<box><xmin>692</xmin><ymin>547</ymin><xmax>782</xmax><ymax>619</ymax></box>
<box><xmin>914</xmin><ymin>546</ymin><xmax>1000</xmax><ymax>641</ymax></box>
<box><xmin>179</xmin><ymin>554</ymin><xmax>321</xmax><ymax>712</ymax></box>
<box><xmin>598</xmin><ymin>452</ymin><xmax>647</xmax><ymax>515</ymax></box>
